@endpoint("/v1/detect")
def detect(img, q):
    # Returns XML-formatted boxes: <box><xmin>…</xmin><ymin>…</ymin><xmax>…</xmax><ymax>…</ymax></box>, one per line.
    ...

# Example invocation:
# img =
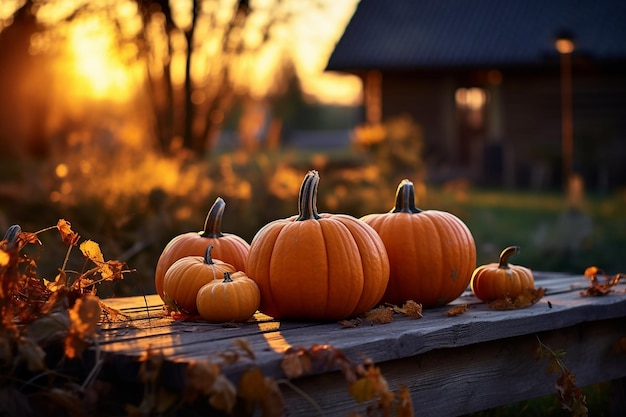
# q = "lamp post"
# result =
<box><xmin>555</xmin><ymin>35</ymin><xmax>575</xmax><ymax>187</ymax></box>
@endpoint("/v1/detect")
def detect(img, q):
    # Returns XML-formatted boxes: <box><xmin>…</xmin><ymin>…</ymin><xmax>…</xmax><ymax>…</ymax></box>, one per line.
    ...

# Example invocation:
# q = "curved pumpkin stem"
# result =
<box><xmin>498</xmin><ymin>246</ymin><xmax>520</xmax><ymax>268</ymax></box>
<box><xmin>391</xmin><ymin>179</ymin><xmax>422</xmax><ymax>214</ymax></box>
<box><xmin>223</xmin><ymin>271</ymin><xmax>233</xmax><ymax>283</ymax></box>
<box><xmin>296</xmin><ymin>170</ymin><xmax>322</xmax><ymax>221</ymax></box>
<box><xmin>201</xmin><ymin>197</ymin><xmax>226</xmax><ymax>238</ymax></box>
<box><xmin>203</xmin><ymin>245</ymin><xmax>216</xmax><ymax>265</ymax></box>
<box><xmin>3</xmin><ymin>224</ymin><xmax>21</xmax><ymax>243</ymax></box>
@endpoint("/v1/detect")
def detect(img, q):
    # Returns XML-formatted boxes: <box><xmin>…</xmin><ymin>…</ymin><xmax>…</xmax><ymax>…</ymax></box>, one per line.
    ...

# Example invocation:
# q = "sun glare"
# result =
<box><xmin>64</xmin><ymin>16</ymin><xmax>141</xmax><ymax>102</ymax></box>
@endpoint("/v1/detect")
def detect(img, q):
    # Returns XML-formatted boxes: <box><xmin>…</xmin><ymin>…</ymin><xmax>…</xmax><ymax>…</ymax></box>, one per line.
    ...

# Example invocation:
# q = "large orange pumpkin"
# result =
<box><xmin>155</xmin><ymin>197</ymin><xmax>250</xmax><ymax>300</ymax></box>
<box><xmin>361</xmin><ymin>179</ymin><xmax>476</xmax><ymax>307</ymax></box>
<box><xmin>162</xmin><ymin>245</ymin><xmax>236</xmax><ymax>314</ymax></box>
<box><xmin>247</xmin><ymin>170</ymin><xmax>390</xmax><ymax>321</ymax></box>
<box><xmin>470</xmin><ymin>246</ymin><xmax>535</xmax><ymax>302</ymax></box>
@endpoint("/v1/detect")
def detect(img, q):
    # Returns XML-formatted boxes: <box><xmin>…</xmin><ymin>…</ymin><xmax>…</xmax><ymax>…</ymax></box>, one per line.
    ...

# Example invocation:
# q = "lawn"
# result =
<box><xmin>428</xmin><ymin>186</ymin><xmax>626</xmax><ymax>276</ymax></box>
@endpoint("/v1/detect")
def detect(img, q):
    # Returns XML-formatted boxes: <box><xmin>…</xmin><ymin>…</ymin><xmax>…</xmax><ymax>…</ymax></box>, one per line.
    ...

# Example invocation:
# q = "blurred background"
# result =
<box><xmin>1</xmin><ymin>0</ymin><xmax>625</xmax><ymax>298</ymax></box>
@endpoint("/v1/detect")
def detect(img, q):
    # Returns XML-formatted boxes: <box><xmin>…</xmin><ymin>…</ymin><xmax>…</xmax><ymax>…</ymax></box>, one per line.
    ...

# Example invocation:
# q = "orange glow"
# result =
<box><xmin>258</xmin><ymin>321</ymin><xmax>292</xmax><ymax>353</ymax></box>
<box><xmin>63</xmin><ymin>16</ymin><xmax>142</xmax><ymax>101</ymax></box>
<box><xmin>555</xmin><ymin>38</ymin><xmax>575</xmax><ymax>54</ymax></box>
<box><xmin>5</xmin><ymin>0</ymin><xmax>361</xmax><ymax>109</ymax></box>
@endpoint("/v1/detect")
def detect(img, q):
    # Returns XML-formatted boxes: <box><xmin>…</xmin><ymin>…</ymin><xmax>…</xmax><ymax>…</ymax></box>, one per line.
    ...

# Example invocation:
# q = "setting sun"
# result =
<box><xmin>64</xmin><ymin>16</ymin><xmax>142</xmax><ymax>102</ymax></box>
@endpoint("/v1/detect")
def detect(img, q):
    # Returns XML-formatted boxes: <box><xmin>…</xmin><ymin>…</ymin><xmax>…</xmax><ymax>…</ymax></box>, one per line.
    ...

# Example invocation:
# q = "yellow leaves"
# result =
<box><xmin>0</xmin><ymin>250</ymin><xmax>9</xmax><ymax>268</ymax></box>
<box><xmin>80</xmin><ymin>240</ymin><xmax>126</xmax><ymax>282</ymax></box>
<box><xmin>238</xmin><ymin>367</ymin><xmax>284</xmax><ymax>416</ymax></box>
<box><xmin>57</xmin><ymin>219</ymin><xmax>80</xmax><ymax>246</ymax></box>
<box><xmin>65</xmin><ymin>294</ymin><xmax>102</xmax><ymax>359</ymax></box>
<box><xmin>185</xmin><ymin>360</ymin><xmax>237</xmax><ymax>413</ymax></box>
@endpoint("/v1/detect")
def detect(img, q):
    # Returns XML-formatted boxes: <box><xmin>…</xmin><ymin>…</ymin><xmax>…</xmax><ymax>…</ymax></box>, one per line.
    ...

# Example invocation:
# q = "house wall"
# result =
<box><xmin>377</xmin><ymin>66</ymin><xmax>626</xmax><ymax>190</ymax></box>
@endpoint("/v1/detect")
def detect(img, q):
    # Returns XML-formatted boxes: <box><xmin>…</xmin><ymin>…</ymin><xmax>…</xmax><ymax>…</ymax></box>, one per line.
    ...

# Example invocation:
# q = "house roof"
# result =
<box><xmin>326</xmin><ymin>0</ymin><xmax>626</xmax><ymax>71</ymax></box>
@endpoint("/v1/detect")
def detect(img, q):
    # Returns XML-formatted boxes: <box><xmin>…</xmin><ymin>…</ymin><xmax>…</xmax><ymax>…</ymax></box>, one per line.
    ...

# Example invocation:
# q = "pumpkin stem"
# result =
<box><xmin>498</xmin><ymin>246</ymin><xmax>520</xmax><ymax>268</ymax></box>
<box><xmin>390</xmin><ymin>179</ymin><xmax>422</xmax><ymax>214</ymax></box>
<box><xmin>223</xmin><ymin>271</ymin><xmax>233</xmax><ymax>283</ymax></box>
<box><xmin>201</xmin><ymin>197</ymin><xmax>225</xmax><ymax>238</ymax></box>
<box><xmin>3</xmin><ymin>224</ymin><xmax>21</xmax><ymax>244</ymax></box>
<box><xmin>203</xmin><ymin>245</ymin><xmax>216</xmax><ymax>265</ymax></box>
<box><xmin>296</xmin><ymin>170</ymin><xmax>321</xmax><ymax>221</ymax></box>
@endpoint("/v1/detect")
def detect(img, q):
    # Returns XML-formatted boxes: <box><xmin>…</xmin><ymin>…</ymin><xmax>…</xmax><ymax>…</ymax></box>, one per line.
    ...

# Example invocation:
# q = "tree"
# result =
<box><xmin>1</xmin><ymin>0</ymin><xmax>316</xmax><ymax>156</ymax></box>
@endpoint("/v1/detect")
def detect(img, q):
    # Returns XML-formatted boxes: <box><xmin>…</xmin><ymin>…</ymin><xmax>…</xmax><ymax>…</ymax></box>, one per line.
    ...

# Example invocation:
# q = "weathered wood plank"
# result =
<box><xmin>281</xmin><ymin>317</ymin><xmax>626</xmax><ymax>416</ymax></box>
<box><xmin>87</xmin><ymin>272</ymin><xmax>626</xmax><ymax>416</ymax></box>
<box><xmin>96</xmin><ymin>283</ymin><xmax>626</xmax><ymax>380</ymax></box>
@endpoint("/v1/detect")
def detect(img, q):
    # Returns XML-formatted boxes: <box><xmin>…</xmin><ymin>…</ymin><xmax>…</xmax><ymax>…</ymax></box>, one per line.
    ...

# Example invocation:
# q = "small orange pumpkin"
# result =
<box><xmin>470</xmin><ymin>246</ymin><xmax>535</xmax><ymax>302</ymax></box>
<box><xmin>155</xmin><ymin>197</ymin><xmax>250</xmax><ymax>300</ymax></box>
<box><xmin>361</xmin><ymin>179</ymin><xmax>476</xmax><ymax>308</ymax></box>
<box><xmin>196</xmin><ymin>271</ymin><xmax>261</xmax><ymax>323</ymax></box>
<box><xmin>247</xmin><ymin>170</ymin><xmax>390</xmax><ymax>320</ymax></box>
<box><xmin>162</xmin><ymin>245</ymin><xmax>236</xmax><ymax>314</ymax></box>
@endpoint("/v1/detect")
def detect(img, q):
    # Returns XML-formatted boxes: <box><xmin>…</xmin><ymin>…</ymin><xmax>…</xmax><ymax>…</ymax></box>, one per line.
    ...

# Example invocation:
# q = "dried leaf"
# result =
<box><xmin>57</xmin><ymin>219</ymin><xmax>80</xmax><ymax>246</ymax></box>
<box><xmin>260</xmin><ymin>377</ymin><xmax>285</xmax><ymax>417</ymax></box>
<box><xmin>365</xmin><ymin>306</ymin><xmax>393</xmax><ymax>324</ymax></box>
<box><xmin>555</xmin><ymin>371</ymin><xmax>588</xmax><ymax>416</ymax></box>
<box><xmin>239</xmin><ymin>367</ymin><xmax>267</xmax><ymax>401</ymax></box>
<box><xmin>445</xmin><ymin>304</ymin><xmax>468</xmax><ymax>316</ymax></box>
<box><xmin>45</xmin><ymin>270</ymin><xmax>67</xmax><ymax>292</ymax></box>
<box><xmin>16</xmin><ymin>231</ymin><xmax>41</xmax><ymax>248</ymax></box>
<box><xmin>394</xmin><ymin>300</ymin><xmax>423</xmax><ymax>318</ymax></box>
<box><xmin>185</xmin><ymin>360</ymin><xmax>220</xmax><ymax>398</ymax></box>
<box><xmin>0</xmin><ymin>249</ymin><xmax>9</xmax><ymax>267</ymax></box>
<box><xmin>580</xmin><ymin>267</ymin><xmax>624</xmax><ymax>297</ymax></box>
<box><xmin>395</xmin><ymin>386</ymin><xmax>414</xmax><ymax>417</ymax></box>
<box><xmin>281</xmin><ymin>347</ymin><xmax>311</xmax><ymax>379</ymax></box>
<box><xmin>489</xmin><ymin>288</ymin><xmax>545</xmax><ymax>310</ymax></box>
<box><xmin>349</xmin><ymin>376</ymin><xmax>377</xmax><ymax>403</ymax></box>
<box><xmin>349</xmin><ymin>365</ymin><xmax>391</xmax><ymax>406</ymax></box>
<box><xmin>65</xmin><ymin>294</ymin><xmax>102</xmax><ymax>359</ymax></box>
<box><xmin>339</xmin><ymin>318</ymin><xmax>363</xmax><ymax>328</ymax></box>
<box><xmin>80</xmin><ymin>240</ymin><xmax>115</xmax><ymax>280</ymax></box>
<box><xmin>209</xmin><ymin>374</ymin><xmax>237</xmax><ymax>413</ymax></box>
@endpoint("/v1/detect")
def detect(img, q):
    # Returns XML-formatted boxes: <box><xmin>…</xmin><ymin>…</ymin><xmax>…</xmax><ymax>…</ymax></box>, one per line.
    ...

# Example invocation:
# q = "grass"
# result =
<box><xmin>425</xmin><ymin>186</ymin><xmax>626</xmax><ymax>276</ymax></box>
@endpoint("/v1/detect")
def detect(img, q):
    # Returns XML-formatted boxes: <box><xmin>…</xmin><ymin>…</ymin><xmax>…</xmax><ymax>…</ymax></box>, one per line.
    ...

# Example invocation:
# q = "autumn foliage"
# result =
<box><xmin>0</xmin><ymin>220</ymin><xmax>128</xmax><ymax>415</ymax></box>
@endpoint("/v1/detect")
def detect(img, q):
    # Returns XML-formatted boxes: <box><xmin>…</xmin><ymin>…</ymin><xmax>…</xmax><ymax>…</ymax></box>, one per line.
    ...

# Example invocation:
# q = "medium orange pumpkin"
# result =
<box><xmin>162</xmin><ymin>245</ymin><xmax>236</xmax><ymax>314</ymax></box>
<box><xmin>247</xmin><ymin>170</ymin><xmax>390</xmax><ymax>321</ymax></box>
<box><xmin>470</xmin><ymin>246</ymin><xmax>535</xmax><ymax>302</ymax></box>
<box><xmin>196</xmin><ymin>271</ymin><xmax>261</xmax><ymax>323</ymax></box>
<box><xmin>361</xmin><ymin>179</ymin><xmax>476</xmax><ymax>307</ymax></box>
<box><xmin>155</xmin><ymin>197</ymin><xmax>250</xmax><ymax>300</ymax></box>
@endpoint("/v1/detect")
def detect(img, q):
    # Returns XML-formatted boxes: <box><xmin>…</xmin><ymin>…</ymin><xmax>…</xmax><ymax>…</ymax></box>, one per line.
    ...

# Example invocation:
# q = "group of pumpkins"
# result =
<box><xmin>154</xmin><ymin>170</ymin><xmax>535</xmax><ymax>323</ymax></box>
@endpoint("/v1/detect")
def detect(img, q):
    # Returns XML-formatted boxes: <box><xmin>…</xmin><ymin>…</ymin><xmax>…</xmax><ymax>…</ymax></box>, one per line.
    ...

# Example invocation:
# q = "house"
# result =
<box><xmin>326</xmin><ymin>0</ymin><xmax>626</xmax><ymax>189</ymax></box>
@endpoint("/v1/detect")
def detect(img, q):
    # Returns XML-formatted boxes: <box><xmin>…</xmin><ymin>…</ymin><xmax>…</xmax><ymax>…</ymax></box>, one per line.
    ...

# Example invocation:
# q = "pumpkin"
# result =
<box><xmin>155</xmin><ymin>197</ymin><xmax>250</xmax><ymax>300</ymax></box>
<box><xmin>162</xmin><ymin>245</ymin><xmax>236</xmax><ymax>314</ymax></box>
<box><xmin>247</xmin><ymin>170</ymin><xmax>390</xmax><ymax>321</ymax></box>
<box><xmin>360</xmin><ymin>179</ymin><xmax>476</xmax><ymax>308</ymax></box>
<box><xmin>196</xmin><ymin>271</ymin><xmax>261</xmax><ymax>323</ymax></box>
<box><xmin>470</xmin><ymin>246</ymin><xmax>534</xmax><ymax>302</ymax></box>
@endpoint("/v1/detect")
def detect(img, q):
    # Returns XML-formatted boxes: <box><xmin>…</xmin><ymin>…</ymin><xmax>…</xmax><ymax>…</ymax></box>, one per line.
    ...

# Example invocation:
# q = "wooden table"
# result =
<box><xmin>95</xmin><ymin>271</ymin><xmax>626</xmax><ymax>416</ymax></box>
